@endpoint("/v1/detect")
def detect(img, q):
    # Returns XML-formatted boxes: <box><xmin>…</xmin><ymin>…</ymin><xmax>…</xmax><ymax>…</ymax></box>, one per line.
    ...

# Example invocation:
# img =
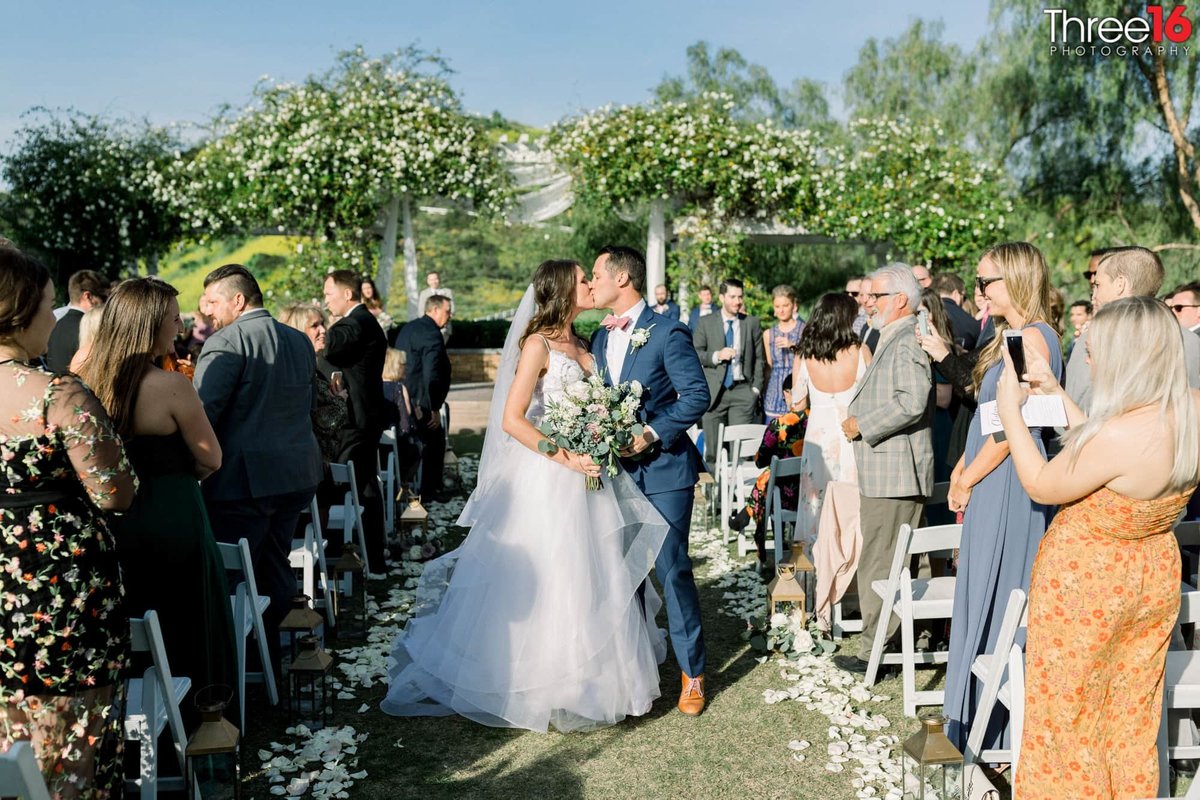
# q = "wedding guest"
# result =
<box><xmin>1168</xmin><ymin>281</ymin><xmax>1200</xmax><ymax>336</ymax></box>
<box><xmin>323</xmin><ymin>269</ymin><xmax>389</xmax><ymax>567</ymax></box>
<box><xmin>0</xmin><ymin>247</ymin><xmax>137</xmax><ymax>794</ymax></box>
<box><xmin>382</xmin><ymin>347</ymin><xmax>420</xmax><ymax>486</ymax></box>
<box><xmin>728</xmin><ymin>375</ymin><xmax>807</xmax><ymax>578</ymax></box>
<box><xmin>194</xmin><ymin>264</ymin><xmax>322</xmax><ymax>664</ymax></box>
<box><xmin>833</xmin><ymin>263</ymin><xmax>933</xmax><ymax>675</ymax></box>
<box><xmin>394</xmin><ymin>295</ymin><xmax>453</xmax><ymax>501</ymax></box>
<box><xmin>360</xmin><ymin>276</ymin><xmax>393</xmax><ymax>331</ymax></box>
<box><xmin>912</xmin><ymin>264</ymin><xmax>933</xmax><ymax>289</ymax></box>
<box><xmin>933</xmin><ymin>273</ymin><xmax>979</xmax><ymax>351</ymax></box>
<box><xmin>943</xmin><ymin>242</ymin><xmax>1062</xmax><ymax>750</ymax></box>
<box><xmin>999</xmin><ymin>296</ymin><xmax>1199</xmax><ymax>799</ymax></box>
<box><xmin>1068</xmin><ymin>246</ymin><xmax>1200</xmax><ymax>413</ymax></box>
<box><xmin>653</xmin><ymin>283</ymin><xmax>681</xmax><ymax>321</ymax></box>
<box><xmin>66</xmin><ymin>304</ymin><xmax>104</xmax><ymax>374</ymax></box>
<box><xmin>45</xmin><ymin>269</ymin><xmax>106</xmax><ymax>371</ymax></box>
<box><xmin>921</xmin><ymin>288</ymin><xmax>959</xmax><ymax>484</ymax></box>
<box><xmin>278</xmin><ymin>302</ymin><xmax>348</xmax><ymax>465</ymax></box>
<box><xmin>848</xmin><ymin>276</ymin><xmax>869</xmax><ymax>336</ymax></box>
<box><xmin>788</xmin><ymin>292</ymin><xmax>868</xmax><ymax>545</ymax></box>
<box><xmin>80</xmin><ymin>277</ymin><xmax>235</xmax><ymax>728</ymax></box>
<box><xmin>687</xmin><ymin>285</ymin><xmax>716</xmax><ymax>329</ymax></box>
<box><xmin>916</xmin><ymin>317</ymin><xmax>981</xmax><ymax>477</ymax></box>
<box><xmin>763</xmin><ymin>284</ymin><xmax>805</xmax><ymax>420</ymax></box>
<box><xmin>1065</xmin><ymin>299</ymin><xmax>1091</xmax><ymax>359</ymax></box>
<box><xmin>694</xmin><ymin>278</ymin><xmax>766</xmax><ymax>468</ymax></box>
<box><xmin>416</xmin><ymin>271</ymin><xmax>454</xmax><ymax>344</ymax></box>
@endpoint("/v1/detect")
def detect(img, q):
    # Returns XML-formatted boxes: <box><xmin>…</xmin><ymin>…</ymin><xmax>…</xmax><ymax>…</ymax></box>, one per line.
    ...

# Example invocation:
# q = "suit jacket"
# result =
<box><xmin>692</xmin><ymin>311</ymin><xmax>766</xmax><ymax>409</ymax></box>
<box><xmin>324</xmin><ymin>304</ymin><xmax>388</xmax><ymax>444</ymax></box>
<box><xmin>653</xmin><ymin>300</ymin><xmax>681</xmax><ymax>322</ymax></box>
<box><xmin>194</xmin><ymin>308</ymin><xmax>322</xmax><ymax>501</ymax></box>
<box><xmin>942</xmin><ymin>298</ymin><xmax>979</xmax><ymax>351</ymax></box>
<box><xmin>687</xmin><ymin>304</ymin><xmax>714</xmax><ymax>329</ymax></box>
<box><xmin>861</xmin><ymin>323</ymin><xmax>881</xmax><ymax>355</ymax></box>
<box><xmin>591</xmin><ymin>306</ymin><xmax>709</xmax><ymax>494</ymax></box>
<box><xmin>45</xmin><ymin>308</ymin><xmax>83</xmax><ymax>373</ymax></box>
<box><xmin>848</xmin><ymin>315</ymin><xmax>934</xmax><ymax>499</ymax></box>
<box><xmin>394</xmin><ymin>315</ymin><xmax>451</xmax><ymax>414</ymax></box>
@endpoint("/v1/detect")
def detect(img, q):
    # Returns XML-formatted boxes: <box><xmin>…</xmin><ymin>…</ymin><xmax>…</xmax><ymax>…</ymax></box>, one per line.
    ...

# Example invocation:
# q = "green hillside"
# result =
<box><xmin>158</xmin><ymin>235</ymin><xmax>305</xmax><ymax>313</ymax></box>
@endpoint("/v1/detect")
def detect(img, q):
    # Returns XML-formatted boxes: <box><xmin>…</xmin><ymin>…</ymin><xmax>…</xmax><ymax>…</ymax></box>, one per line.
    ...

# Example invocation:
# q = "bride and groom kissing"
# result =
<box><xmin>381</xmin><ymin>245</ymin><xmax>713</xmax><ymax>732</ymax></box>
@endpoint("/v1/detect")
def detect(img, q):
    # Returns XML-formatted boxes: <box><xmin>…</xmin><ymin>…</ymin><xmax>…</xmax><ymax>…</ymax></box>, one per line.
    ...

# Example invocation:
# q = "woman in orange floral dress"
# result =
<box><xmin>996</xmin><ymin>293</ymin><xmax>1200</xmax><ymax>800</ymax></box>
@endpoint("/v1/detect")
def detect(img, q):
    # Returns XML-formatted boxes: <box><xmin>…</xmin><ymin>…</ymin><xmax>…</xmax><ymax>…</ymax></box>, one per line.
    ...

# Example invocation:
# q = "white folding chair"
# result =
<box><xmin>0</xmin><ymin>742</ymin><xmax>50</xmax><ymax>800</ymax></box>
<box><xmin>328</xmin><ymin>462</ymin><xmax>372</xmax><ymax>580</ymax></box>
<box><xmin>717</xmin><ymin>423</ymin><xmax>766</xmax><ymax>551</ymax></box>
<box><xmin>378</xmin><ymin>427</ymin><xmax>401</xmax><ymax>536</ymax></box>
<box><xmin>765</xmin><ymin>455</ymin><xmax>807</xmax><ymax>567</ymax></box>
<box><xmin>964</xmin><ymin>588</ymin><xmax>1028</xmax><ymax>767</ymax></box>
<box><xmin>1159</xmin><ymin>590</ymin><xmax>1200</xmax><ymax>797</ymax></box>
<box><xmin>291</xmin><ymin>496</ymin><xmax>335</xmax><ymax>628</ymax></box>
<box><xmin>864</xmin><ymin>522</ymin><xmax>961</xmax><ymax>717</ymax></box>
<box><xmin>217</xmin><ymin>538</ymin><xmax>280</xmax><ymax>732</ymax></box>
<box><xmin>125</xmin><ymin>610</ymin><xmax>199</xmax><ymax>800</ymax></box>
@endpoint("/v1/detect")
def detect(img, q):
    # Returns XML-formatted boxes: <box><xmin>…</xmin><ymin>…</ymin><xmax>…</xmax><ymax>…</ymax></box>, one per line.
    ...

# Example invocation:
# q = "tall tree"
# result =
<box><xmin>1</xmin><ymin>111</ymin><xmax>183</xmax><ymax>282</ymax></box>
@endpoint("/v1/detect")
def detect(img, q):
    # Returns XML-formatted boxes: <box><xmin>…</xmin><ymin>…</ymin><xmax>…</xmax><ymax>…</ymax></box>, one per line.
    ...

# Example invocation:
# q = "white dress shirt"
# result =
<box><xmin>712</xmin><ymin>310</ymin><xmax>744</xmax><ymax>381</ymax></box>
<box><xmin>604</xmin><ymin>300</ymin><xmax>659</xmax><ymax>443</ymax></box>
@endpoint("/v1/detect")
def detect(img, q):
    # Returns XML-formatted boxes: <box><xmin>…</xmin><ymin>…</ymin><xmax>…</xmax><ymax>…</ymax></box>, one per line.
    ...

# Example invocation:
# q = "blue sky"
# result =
<box><xmin>1</xmin><ymin>0</ymin><xmax>992</xmax><ymax>149</ymax></box>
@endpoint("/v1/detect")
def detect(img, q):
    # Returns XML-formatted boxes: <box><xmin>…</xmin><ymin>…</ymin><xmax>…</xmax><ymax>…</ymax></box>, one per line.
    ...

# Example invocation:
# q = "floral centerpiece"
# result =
<box><xmin>537</xmin><ymin>374</ymin><xmax>645</xmax><ymax>490</ymax></box>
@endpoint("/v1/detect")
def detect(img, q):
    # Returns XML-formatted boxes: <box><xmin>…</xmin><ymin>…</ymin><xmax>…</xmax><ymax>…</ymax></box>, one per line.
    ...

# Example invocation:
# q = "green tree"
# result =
<box><xmin>164</xmin><ymin>46</ymin><xmax>511</xmax><ymax>319</ymax></box>
<box><xmin>1</xmin><ymin>110</ymin><xmax>183</xmax><ymax>283</ymax></box>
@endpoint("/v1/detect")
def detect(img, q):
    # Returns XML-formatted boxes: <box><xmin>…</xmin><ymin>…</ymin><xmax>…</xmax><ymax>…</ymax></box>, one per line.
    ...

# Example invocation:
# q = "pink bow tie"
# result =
<box><xmin>601</xmin><ymin>315</ymin><xmax>632</xmax><ymax>332</ymax></box>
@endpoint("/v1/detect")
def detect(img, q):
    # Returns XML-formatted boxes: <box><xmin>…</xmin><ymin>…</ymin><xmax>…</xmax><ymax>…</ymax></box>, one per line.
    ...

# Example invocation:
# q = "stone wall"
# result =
<box><xmin>448</xmin><ymin>349</ymin><xmax>502</xmax><ymax>384</ymax></box>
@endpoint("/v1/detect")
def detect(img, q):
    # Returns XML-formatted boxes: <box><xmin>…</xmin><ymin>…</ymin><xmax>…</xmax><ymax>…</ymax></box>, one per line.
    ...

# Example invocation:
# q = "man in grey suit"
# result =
<box><xmin>693</xmin><ymin>278</ymin><xmax>766</xmax><ymax>468</ymax></box>
<box><xmin>834</xmin><ymin>263</ymin><xmax>934</xmax><ymax>674</ymax></box>
<box><xmin>195</xmin><ymin>264</ymin><xmax>323</xmax><ymax>662</ymax></box>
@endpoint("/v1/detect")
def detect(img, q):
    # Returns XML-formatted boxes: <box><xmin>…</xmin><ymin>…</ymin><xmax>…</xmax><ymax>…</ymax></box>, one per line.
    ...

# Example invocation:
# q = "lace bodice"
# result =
<box><xmin>527</xmin><ymin>347</ymin><xmax>589</xmax><ymax>422</ymax></box>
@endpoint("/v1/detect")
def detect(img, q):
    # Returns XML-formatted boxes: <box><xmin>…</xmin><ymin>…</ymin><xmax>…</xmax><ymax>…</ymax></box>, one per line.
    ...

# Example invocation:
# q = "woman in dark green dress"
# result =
<box><xmin>81</xmin><ymin>277</ymin><xmax>235</xmax><ymax>728</ymax></box>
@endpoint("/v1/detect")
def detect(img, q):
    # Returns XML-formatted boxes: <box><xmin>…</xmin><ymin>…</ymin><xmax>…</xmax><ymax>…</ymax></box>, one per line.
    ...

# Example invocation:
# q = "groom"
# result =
<box><xmin>590</xmin><ymin>245</ymin><xmax>712</xmax><ymax>716</ymax></box>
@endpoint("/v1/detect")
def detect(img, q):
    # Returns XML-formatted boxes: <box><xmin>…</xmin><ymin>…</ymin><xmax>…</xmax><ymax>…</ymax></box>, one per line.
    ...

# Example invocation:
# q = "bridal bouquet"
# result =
<box><xmin>537</xmin><ymin>374</ymin><xmax>645</xmax><ymax>490</ymax></box>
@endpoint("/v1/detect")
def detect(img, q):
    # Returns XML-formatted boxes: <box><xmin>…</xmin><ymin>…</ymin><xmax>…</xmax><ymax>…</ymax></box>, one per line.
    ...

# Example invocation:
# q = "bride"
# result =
<box><xmin>381</xmin><ymin>259</ymin><xmax>670</xmax><ymax>732</ymax></box>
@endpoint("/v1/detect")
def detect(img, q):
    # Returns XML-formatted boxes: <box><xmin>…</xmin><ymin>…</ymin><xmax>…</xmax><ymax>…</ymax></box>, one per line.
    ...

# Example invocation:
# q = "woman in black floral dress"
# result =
<box><xmin>0</xmin><ymin>248</ymin><xmax>137</xmax><ymax>797</ymax></box>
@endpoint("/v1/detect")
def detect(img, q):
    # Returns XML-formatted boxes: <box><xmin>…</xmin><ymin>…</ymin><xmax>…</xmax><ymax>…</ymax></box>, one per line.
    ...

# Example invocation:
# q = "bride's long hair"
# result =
<box><xmin>519</xmin><ymin>260</ymin><xmax>582</xmax><ymax>348</ymax></box>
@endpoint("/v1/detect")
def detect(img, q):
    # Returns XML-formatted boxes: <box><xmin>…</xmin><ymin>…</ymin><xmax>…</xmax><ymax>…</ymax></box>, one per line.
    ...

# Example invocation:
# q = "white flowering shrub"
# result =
<box><xmin>1</xmin><ymin>111</ymin><xmax>184</xmax><ymax>277</ymax></box>
<box><xmin>159</xmin><ymin>47</ymin><xmax>511</xmax><ymax>264</ymax></box>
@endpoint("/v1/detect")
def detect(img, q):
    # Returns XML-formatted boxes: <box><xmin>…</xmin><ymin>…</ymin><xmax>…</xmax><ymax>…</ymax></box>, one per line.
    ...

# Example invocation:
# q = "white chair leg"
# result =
<box><xmin>864</xmin><ymin>589</ymin><xmax>896</xmax><ymax>687</ymax></box>
<box><xmin>1009</xmin><ymin>644</ymin><xmax>1026</xmax><ymax>773</ymax></box>
<box><xmin>899</xmin><ymin>575</ymin><xmax>917</xmax><ymax>717</ymax></box>
<box><xmin>250</xmin><ymin>599</ymin><xmax>279</xmax><ymax>707</ymax></box>
<box><xmin>139</xmin><ymin>733</ymin><xmax>156</xmax><ymax>800</ymax></box>
<box><xmin>233</xmin><ymin>596</ymin><xmax>247</xmax><ymax>734</ymax></box>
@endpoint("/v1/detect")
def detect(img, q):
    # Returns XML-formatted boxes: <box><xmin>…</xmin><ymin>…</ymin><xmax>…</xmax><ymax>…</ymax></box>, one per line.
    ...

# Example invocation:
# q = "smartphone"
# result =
<box><xmin>330</xmin><ymin>371</ymin><xmax>345</xmax><ymax>394</ymax></box>
<box><xmin>917</xmin><ymin>309</ymin><xmax>930</xmax><ymax>337</ymax></box>
<box><xmin>1003</xmin><ymin>329</ymin><xmax>1027</xmax><ymax>379</ymax></box>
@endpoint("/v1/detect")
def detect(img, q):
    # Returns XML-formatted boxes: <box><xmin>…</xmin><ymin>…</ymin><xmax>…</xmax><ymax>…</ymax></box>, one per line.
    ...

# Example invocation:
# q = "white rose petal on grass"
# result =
<box><xmin>787</xmin><ymin>740</ymin><xmax>810</xmax><ymax>751</ymax></box>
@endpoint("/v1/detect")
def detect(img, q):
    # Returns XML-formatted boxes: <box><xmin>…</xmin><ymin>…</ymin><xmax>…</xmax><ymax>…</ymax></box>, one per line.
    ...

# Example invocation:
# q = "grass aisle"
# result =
<box><xmin>239</xmin><ymin>457</ymin><xmax>933</xmax><ymax>800</ymax></box>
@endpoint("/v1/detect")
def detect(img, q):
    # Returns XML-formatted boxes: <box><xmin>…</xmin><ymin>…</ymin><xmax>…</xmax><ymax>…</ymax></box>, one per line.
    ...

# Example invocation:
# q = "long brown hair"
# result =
<box><xmin>81</xmin><ymin>277</ymin><xmax>179</xmax><ymax>436</ymax></box>
<box><xmin>971</xmin><ymin>242</ymin><xmax>1054</xmax><ymax>391</ymax></box>
<box><xmin>519</xmin><ymin>260</ymin><xmax>582</xmax><ymax>348</ymax></box>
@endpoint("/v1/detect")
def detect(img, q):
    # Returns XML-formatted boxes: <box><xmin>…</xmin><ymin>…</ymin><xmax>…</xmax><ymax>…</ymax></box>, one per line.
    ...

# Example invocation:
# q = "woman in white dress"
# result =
<box><xmin>381</xmin><ymin>260</ymin><xmax>669</xmax><ymax>733</ymax></box>
<box><xmin>790</xmin><ymin>292</ymin><xmax>871</xmax><ymax>545</ymax></box>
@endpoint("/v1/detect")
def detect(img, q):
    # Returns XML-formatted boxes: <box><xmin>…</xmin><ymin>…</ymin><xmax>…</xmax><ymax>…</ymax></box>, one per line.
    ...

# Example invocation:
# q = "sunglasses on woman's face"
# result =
<box><xmin>975</xmin><ymin>276</ymin><xmax>1004</xmax><ymax>295</ymax></box>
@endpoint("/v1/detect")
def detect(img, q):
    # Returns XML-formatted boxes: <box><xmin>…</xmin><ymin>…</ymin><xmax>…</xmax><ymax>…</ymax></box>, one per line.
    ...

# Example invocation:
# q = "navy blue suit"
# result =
<box><xmin>592</xmin><ymin>305</ymin><xmax>710</xmax><ymax>676</ymax></box>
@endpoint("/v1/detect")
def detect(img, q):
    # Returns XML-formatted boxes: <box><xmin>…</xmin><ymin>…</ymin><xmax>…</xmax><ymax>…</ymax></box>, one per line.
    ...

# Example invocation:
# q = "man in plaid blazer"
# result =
<box><xmin>834</xmin><ymin>263</ymin><xmax>934</xmax><ymax>673</ymax></box>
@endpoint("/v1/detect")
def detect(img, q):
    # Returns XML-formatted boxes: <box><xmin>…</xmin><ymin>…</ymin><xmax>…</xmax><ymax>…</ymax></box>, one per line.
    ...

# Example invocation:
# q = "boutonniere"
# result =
<box><xmin>629</xmin><ymin>324</ymin><xmax>656</xmax><ymax>350</ymax></box>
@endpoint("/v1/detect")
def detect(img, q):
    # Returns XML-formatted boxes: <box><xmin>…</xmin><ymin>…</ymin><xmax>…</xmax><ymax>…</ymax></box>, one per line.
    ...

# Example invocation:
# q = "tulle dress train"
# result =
<box><xmin>381</xmin><ymin>349</ymin><xmax>669</xmax><ymax>732</ymax></box>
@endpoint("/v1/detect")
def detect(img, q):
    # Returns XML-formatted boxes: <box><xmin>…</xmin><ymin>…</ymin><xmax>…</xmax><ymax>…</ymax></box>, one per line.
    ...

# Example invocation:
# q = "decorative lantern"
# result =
<box><xmin>330</xmin><ymin>549</ymin><xmax>367</xmax><ymax>639</ymax></box>
<box><xmin>766</xmin><ymin>552</ymin><xmax>815</xmax><ymax>621</ymax></box>
<box><xmin>280</xmin><ymin>594</ymin><xmax>324</xmax><ymax>657</ymax></box>
<box><xmin>399</xmin><ymin>499</ymin><xmax>429</xmax><ymax>544</ymax></box>
<box><xmin>287</xmin><ymin>635</ymin><xmax>334</xmax><ymax>729</ymax></box>
<box><xmin>186</xmin><ymin>684</ymin><xmax>241</xmax><ymax>799</ymax></box>
<box><xmin>443</xmin><ymin>449</ymin><xmax>461</xmax><ymax>490</ymax></box>
<box><xmin>902</xmin><ymin>712</ymin><xmax>963</xmax><ymax>800</ymax></box>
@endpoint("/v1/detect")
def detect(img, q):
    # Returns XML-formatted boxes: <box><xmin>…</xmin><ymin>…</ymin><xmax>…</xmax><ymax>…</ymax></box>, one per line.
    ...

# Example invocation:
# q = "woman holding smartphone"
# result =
<box><xmin>942</xmin><ymin>242</ymin><xmax>1062</xmax><ymax>751</ymax></box>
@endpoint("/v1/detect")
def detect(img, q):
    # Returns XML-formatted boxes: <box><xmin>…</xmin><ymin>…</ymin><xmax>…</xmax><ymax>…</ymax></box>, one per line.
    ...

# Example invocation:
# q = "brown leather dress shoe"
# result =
<box><xmin>678</xmin><ymin>672</ymin><xmax>705</xmax><ymax>716</ymax></box>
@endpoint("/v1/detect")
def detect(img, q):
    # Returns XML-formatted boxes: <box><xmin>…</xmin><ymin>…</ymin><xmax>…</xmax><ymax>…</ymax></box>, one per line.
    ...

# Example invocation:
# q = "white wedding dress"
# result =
<box><xmin>381</xmin><ymin>333</ymin><xmax>670</xmax><ymax>733</ymax></box>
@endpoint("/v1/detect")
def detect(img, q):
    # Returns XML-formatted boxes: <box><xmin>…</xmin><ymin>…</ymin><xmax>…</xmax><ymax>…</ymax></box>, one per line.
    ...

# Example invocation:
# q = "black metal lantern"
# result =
<box><xmin>186</xmin><ymin>684</ymin><xmax>241</xmax><ymax>799</ymax></box>
<box><xmin>279</xmin><ymin>594</ymin><xmax>324</xmax><ymax>657</ymax></box>
<box><xmin>287</xmin><ymin>635</ymin><xmax>334</xmax><ymax>729</ymax></box>
<box><xmin>330</xmin><ymin>549</ymin><xmax>367</xmax><ymax>639</ymax></box>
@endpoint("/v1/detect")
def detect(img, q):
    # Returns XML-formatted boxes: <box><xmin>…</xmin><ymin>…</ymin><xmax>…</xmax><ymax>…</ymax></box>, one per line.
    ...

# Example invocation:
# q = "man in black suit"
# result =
<box><xmin>45</xmin><ymin>269</ymin><xmax>106</xmax><ymax>371</ymax></box>
<box><xmin>394</xmin><ymin>295</ymin><xmax>452</xmax><ymax>502</ymax></box>
<box><xmin>932</xmin><ymin>273</ymin><xmax>979</xmax><ymax>351</ymax></box>
<box><xmin>687</xmin><ymin>285</ymin><xmax>715</xmax><ymax>329</ymax></box>
<box><xmin>692</xmin><ymin>278</ymin><xmax>766</xmax><ymax>469</ymax></box>
<box><xmin>323</xmin><ymin>269</ymin><xmax>389</xmax><ymax>570</ymax></box>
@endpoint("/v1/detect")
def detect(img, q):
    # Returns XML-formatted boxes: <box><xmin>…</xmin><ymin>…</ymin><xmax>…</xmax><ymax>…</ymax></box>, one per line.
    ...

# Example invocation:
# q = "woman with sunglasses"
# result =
<box><xmin>942</xmin><ymin>242</ymin><xmax>1063</xmax><ymax>752</ymax></box>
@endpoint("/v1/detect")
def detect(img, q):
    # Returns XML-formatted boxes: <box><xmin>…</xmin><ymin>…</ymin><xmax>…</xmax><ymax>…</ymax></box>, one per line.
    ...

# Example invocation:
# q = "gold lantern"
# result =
<box><xmin>279</xmin><ymin>594</ymin><xmax>324</xmax><ymax>658</ymax></box>
<box><xmin>186</xmin><ymin>684</ymin><xmax>241</xmax><ymax>799</ymax></box>
<box><xmin>330</xmin><ymin>548</ymin><xmax>367</xmax><ymax>639</ymax></box>
<box><xmin>902</xmin><ymin>712</ymin><xmax>963</xmax><ymax>800</ymax></box>
<box><xmin>287</xmin><ymin>635</ymin><xmax>334</xmax><ymax>729</ymax></box>
<box><xmin>399</xmin><ymin>499</ymin><xmax>429</xmax><ymax>544</ymax></box>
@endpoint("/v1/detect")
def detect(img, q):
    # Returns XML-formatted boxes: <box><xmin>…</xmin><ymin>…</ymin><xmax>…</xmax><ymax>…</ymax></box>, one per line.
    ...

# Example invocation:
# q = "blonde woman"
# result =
<box><xmin>1000</xmin><ymin>296</ymin><xmax>1199</xmax><ymax>798</ymax></box>
<box><xmin>278</xmin><ymin>302</ymin><xmax>347</xmax><ymax>464</ymax></box>
<box><xmin>943</xmin><ymin>242</ymin><xmax>1063</xmax><ymax>750</ymax></box>
<box><xmin>67</xmin><ymin>305</ymin><xmax>103</xmax><ymax>374</ymax></box>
